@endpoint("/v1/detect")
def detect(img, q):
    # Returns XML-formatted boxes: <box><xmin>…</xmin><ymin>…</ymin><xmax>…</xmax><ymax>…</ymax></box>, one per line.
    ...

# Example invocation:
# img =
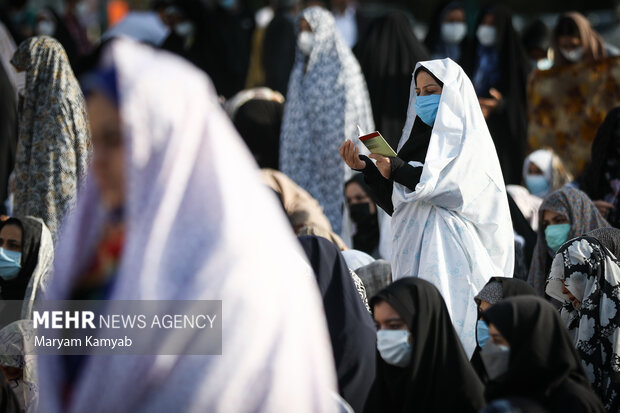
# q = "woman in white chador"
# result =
<box><xmin>340</xmin><ymin>58</ymin><xmax>514</xmax><ymax>356</ymax></box>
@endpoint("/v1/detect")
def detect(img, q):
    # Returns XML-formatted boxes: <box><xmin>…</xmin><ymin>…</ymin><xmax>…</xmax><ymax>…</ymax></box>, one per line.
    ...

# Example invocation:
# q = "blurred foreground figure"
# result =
<box><xmin>37</xmin><ymin>39</ymin><xmax>337</xmax><ymax>413</ymax></box>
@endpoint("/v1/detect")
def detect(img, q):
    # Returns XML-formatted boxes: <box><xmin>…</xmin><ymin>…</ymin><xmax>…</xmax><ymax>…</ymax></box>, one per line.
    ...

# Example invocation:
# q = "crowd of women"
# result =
<box><xmin>0</xmin><ymin>0</ymin><xmax>620</xmax><ymax>412</ymax></box>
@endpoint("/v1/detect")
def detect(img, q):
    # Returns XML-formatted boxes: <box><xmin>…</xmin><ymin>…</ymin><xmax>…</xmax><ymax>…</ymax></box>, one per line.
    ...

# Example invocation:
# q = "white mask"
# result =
<box><xmin>377</xmin><ymin>329</ymin><xmax>412</xmax><ymax>367</ymax></box>
<box><xmin>480</xmin><ymin>341</ymin><xmax>510</xmax><ymax>380</ymax></box>
<box><xmin>476</xmin><ymin>24</ymin><xmax>497</xmax><ymax>47</ymax></box>
<box><xmin>536</xmin><ymin>58</ymin><xmax>553</xmax><ymax>71</ymax></box>
<box><xmin>174</xmin><ymin>21</ymin><xmax>194</xmax><ymax>38</ymax></box>
<box><xmin>560</xmin><ymin>46</ymin><xmax>584</xmax><ymax>63</ymax></box>
<box><xmin>36</xmin><ymin>20</ymin><xmax>56</xmax><ymax>36</ymax></box>
<box><xmin>441</xmin><ymin>22</ymin><xmax>467</xmax><ymax>44</ymax></box>
<box><xmin>297</xmin><ymin>31</ymin><xmax>314</xmax><ymax>56</ymax></box>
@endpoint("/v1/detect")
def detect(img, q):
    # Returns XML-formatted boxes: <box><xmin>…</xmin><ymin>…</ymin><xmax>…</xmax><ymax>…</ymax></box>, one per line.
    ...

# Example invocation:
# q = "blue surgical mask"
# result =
<box><xmin>377</xmin><ymin>329</ymin><xmax>412</xmax><ymax>367</ymax></box>
<box><xmin>545</xmin><ymin>223</ymin><xmax>571</xmax><ymax>252</ymax></box>
<box><xmin>0</xmin><ymin>248</ymin><xmax>21</xmax><ymax>280</ymax></box>
<box><xmin>218</xmin><ymin>0</ymin><xmax>237</xmax><ymax>10</ymax></box>
<box><xmin>525</xmin><ymin>174</ymin><xmax>549</xmax><ymax>197</ymax></box>
<box><xmin>414</xmin><ymin>94</ymin><xmax>441</xmax><ymax>126</ymax></box>
<box><xmin>476</xmin><ymin>319</ymin><xmax>490</xmax><ymax>348</ymax></box>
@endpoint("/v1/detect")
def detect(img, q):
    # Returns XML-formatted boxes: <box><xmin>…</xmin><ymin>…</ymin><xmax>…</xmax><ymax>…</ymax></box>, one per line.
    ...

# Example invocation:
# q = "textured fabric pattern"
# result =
<box><xmin>547</xmin><ymin>236</ymin><xmax>620</xmax><ymax>411</ymax></box>
<box><xmin>10</xmin><ymin>36</ymin><xmax>90</xmax><ymax>238</ymax></box>
<box><xmin>279</xmin><ymin>7</ymin><xmax>374</xmax><ymax>233</ymax></box>
<box><xmin>528</xmin><ymin>186</ymin><xmax>609</xmax><ymax>295</ymax></box>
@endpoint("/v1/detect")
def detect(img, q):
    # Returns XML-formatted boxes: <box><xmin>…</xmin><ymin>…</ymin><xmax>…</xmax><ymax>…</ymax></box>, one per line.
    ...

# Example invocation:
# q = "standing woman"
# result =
<box><xmin>340</xmin><ymin>58</ymin><xmax>514</xmax><ymax>357</ymax></box>
<box><xmin>10</xmin><ymin>36</ymin><xmax>90</xmax><ymax>238</ymax></box>
<box><xmin>461</xmin><ymin>5</ymin><xmax>529</xmax><ymax>185</ymax></box>
<box><xmin>280</xmin><ymin>6</ymin><xmax>374</xmax><ymax>234</ymax></box>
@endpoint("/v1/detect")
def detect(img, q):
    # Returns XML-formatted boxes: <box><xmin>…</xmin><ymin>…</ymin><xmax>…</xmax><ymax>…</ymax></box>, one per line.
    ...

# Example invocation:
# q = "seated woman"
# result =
<box><xmin>0</xmin><ymin>216</ymin><xmax>53</xmax><ymax>317</ymax></box>
<box><xmin>470</xmin><ymin>277</ymin><xmax>536</xmax><ymax>383</ymax></box>
<box><xmin>340</xmin><ymin>58</ymin><xmax>514</xmax><ymax>356</ymax></box>
<box><xmin>481</xmin><ymin>296</ymin><xmax>604</xmax><ymax>412</ymax></box>
<box><xmin>298</xmin><ymin>235</ymin><xmax>376</xmax><ymax>413</ymax></box>
<box><xmin>527</xmin><ymin>186</ymin><xmax>609</xmax><ymax>296</ymax></box>
<box><xmin>364</xmin><ymin>277</ymin><xmax>485</xmax><ymax>412</ymax></box>
<box><xmin>341</xmin><ymin>173</ymin><xmax>391</xmax><ymax>260</ymax></box>
<box><xmin>546</xmin><ymin>230</ymin><xmax>620</xmax><ymax>411</ymax></box>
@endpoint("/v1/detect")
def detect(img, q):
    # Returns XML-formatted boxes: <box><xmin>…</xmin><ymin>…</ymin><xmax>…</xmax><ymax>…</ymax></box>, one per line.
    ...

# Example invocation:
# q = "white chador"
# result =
<box><xmin>391</xmin><ymin>59</ymin><xmax>514</xmax><ymax>357</ymax></box>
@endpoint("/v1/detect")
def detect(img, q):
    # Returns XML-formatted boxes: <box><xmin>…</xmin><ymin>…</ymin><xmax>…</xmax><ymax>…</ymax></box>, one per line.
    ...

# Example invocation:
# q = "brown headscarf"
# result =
<box><xmin>553</xmin><ymin>12</ymin><xmax>607</xmax><ymax>67</ymax></box>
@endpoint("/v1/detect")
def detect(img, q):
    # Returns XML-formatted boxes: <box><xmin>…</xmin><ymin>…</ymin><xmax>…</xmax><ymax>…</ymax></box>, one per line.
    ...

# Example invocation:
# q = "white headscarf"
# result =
<box><xmin>390</xmin><ymin>58</ymin><xmax>514</xmax><ymax>356</ymax></box>
<box><xmin>0</xmin><ymin>21</ymin><xmax>25</xmax><ymax>97</ymax></box>
<box><xmin>37</xmin><ymin>39</ymin><xmax>337</xmax><ymax>413</ymax></box>
<box><xmin>279</xmin><ymin>6</ymin><xmax>374</xmax><ymax>234</ymax></box>
<box><xmin>523</xmin><ymin>149</ymin><xmax>553</xmax><ymax>189</ymax></box>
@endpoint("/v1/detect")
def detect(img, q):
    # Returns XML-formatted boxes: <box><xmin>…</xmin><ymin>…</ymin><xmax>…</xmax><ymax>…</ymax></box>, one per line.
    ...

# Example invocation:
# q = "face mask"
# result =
<box><xmin>349</xmin><ymin>202</ymin><xmax>373</xmax><ymax>223</ymax></box>
<box><xmin>476</xmin><ymin>25</ymin><xmax>496</xmax><ymax>47</ymax></box>
<box><xmin>297</xmin><ymin>31</ymin><xmax>314</xmax><ymax>56</ymax></box>
<box><xmin>560</xmin><ymin>46</ymin><xmax>584</xmax><ymax>63</ymax></box>
<box><xmin>218</xmin><ymin>0</ymin><xmax>238</xmax><ymax>10</ymax></box>
<box><xmin>414</xmin><ymin>94</ymin><xmax>441</xmax><ymax>126</ymax></box>
<box><xmin>545</xmin><ymin>223</ymin><xmax>571</xmax><ymax>252</ymax></box>
<box><xmin>36</xmin><ymin>20</ymin><xmax>56</xmax><ymax>36</ymax></box>
<box><xmin>480</xmin><ymin>341</ymin><xmax>510</xmax><ymax>380</ymax></box>
<box><xmin>537</xmin><ymin>58</ymin><xmax>553</xmax><ymax>71</ymax></box>
<box><xmin>525</xmin><ymin>174</ymin><xmax>549</xmax><ymax>197</ymax></box>
<box><xmin>174</xmin><ymin>21</ymin><xmax>194</xmax><ymax>37</ymax></box>
<box><xmin>441</xmin><ymin>22</ymin><xmax>467</xmax><ymax>44</ymax></box>
<box><xmin>0</xmin><ymin>248</ymin><xmax>21</xmax><ymax>280</ymax></box>
<box><xmin>476</xmin><ymin>319</ymin><xmax>490</xmax><ymax>348</ymax></box>
<box><xmin>377</xmin><ymin>329</ymin><xmax>412</xmax><ymax>367</ymax></box>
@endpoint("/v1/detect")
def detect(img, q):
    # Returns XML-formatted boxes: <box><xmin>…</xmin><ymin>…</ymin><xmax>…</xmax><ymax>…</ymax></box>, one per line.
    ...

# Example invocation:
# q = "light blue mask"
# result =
<box><xmin>377</xmin><ymin>329</ymin><xmax>412</xmax><ymax>367</ymax></box>
<box><xmin>476</xmin><ymin>319</ymin><xmax>490</xmax><ymax>348</ymax></box>
<box><xmin>414</xmin><ymin>94</ymin><xmax>441</xmax><ymax>126</ymax></box>
<box><xmin>545</xmin><ymin>223</ymin><xmax>571</xmax><ymax>252</ymax></box>
<box><xmin>0</xmin><ymin>248</ymin><xmax>21</xmax><ymax>280</ymax></box>
<box><xmin>525</xmin><ymin>174</ymin><xmax>549</xmax><ymax>197</ymax></box>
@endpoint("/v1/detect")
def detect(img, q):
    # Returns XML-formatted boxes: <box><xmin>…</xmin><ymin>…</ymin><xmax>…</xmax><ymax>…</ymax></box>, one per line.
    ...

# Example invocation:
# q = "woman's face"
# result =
<box><xmin>88</xmin><ymin>91</ymin><xmax>125</xmax><ymax>211</ymax></box>
<box><xmin>443</xmin><ymin>7</ymin><xmax>465</xmax><ymax>23</ymax></box>
<box><xmin>299</xmin><ymin>18</ymin><xmax>311</xmax><ymax>33</ymax></box>
<box><xmin>415</xmin><ymin>71</ymin><xmax>443</xmax><ymax>97</ymax></box>
<box><xmin>345</xmin><ymin>182</ymin><xmax>376</xmax><ymax>214</ymax></box>
<box><xmin>558</xmin><ymin>35</ymin><xmax>581</xmax><ymax>52</ymax></box>
<box><xmin>542</xmin><ymin>210</ymin><xmax>569</xmax><ymax>230</ymax></box>
<box><xmin>478</xmin><ymin>300</ymin><xmax>491</xmax><ymax>313</ymax></box>
<box><xmin>0</xmin><ymin>224</ymin><xmax>22</xmax><ymax>253</ymax></box>
<box><xmin>374</xmin><ymin>301</ymin><xmax>407</xmax><ymax>329</ymax></box>
<box><xmin>561</xmin><ymin>280</ymin><xmax>580</xmax><ymax>308</ymax></box>
<box><xmin>488</xmin><ymin>323</ymin><xmax>509</xmax><ymax>346</ymax></box>
<box><xmin>527</xmin><ymin>162</ymin><xmax>544</xmax><ymax>175</ymax></box>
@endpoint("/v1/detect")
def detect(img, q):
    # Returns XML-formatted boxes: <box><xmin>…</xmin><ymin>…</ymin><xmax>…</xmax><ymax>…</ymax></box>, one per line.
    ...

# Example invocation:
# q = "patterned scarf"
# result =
<box><xmin>279</xmin><ymin>7</ymin><xmax>374</xmax><ymax>234</ymax></box>
<box><xmin>547</xmin><ymin>236</ymin><xmax>620</xmax><ymax>411</ymax></box>
<box><xmin>527</xmin><ymin>186</ymin><xmax>609</xmax><ymax>295</ymax></box>
<box><xmin>10</xmin><ymin>36</ymin><xmax>90</xmax><ymax>238</ymax></box>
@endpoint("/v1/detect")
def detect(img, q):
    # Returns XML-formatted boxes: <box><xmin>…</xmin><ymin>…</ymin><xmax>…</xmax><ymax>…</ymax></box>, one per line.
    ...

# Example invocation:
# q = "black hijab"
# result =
<box><xmin>262</xmin><ymin>8</ymin><xmax>297</xmax><ymax>96</ymax></box>
<box><xmin>233</xmin><ymin>98</ymin><xmax>283</xmax><ymax>170</ymax></box>
<box><xmin>423</xmin><ymin>1</ymin><xmax>469</xmax><ymax>62</ymax></box>
<box><xmin>298</xmin><ymin>235</ymin><xmax>376</xmax><ymax>413</ymax></box>
<box><xmin>357</xmin><ymin>12</ymin><xmax>429</xmax><ymax>149</ymax></box>
<box><xmin>482</xmin><ymin>296</ymin><xmax>605</xmax><ymax>412</ymax></box>
<box><xmin>0</xmin><ymin>61</ymin><xmax>17</xmax><ymax>215</ymax></box>
<box><xmin>364</xmin><ymin>277</ymin><xmax>485</xmax><ymax>413</ymax></box>
<box><xmin>0</xmin><ymin>217</ymin><xmax>42</xmax><ymax>300</ymax></box>
<box><xmin>461</xmin><ymin>5</ymin><xmax>529</xmax><ymax>185</ymax></box>
<box><xmin>345</xmin><ymin>174</ymin><xmax>380</xmax><ymax>255</ymax></box>
<box><xmin>578</xmin><ymin>107</ymin><xmax>620</xmax><ymax>227</ymax></box>
<box><xmin>588</xmin><ymin>227</ymin><xmax>620</xmax><ymax>258</ymax></box>
<box><xmin>507</xmin><ymin>193</ymin><xmax>537</xmax><ymax>274</ymax></box>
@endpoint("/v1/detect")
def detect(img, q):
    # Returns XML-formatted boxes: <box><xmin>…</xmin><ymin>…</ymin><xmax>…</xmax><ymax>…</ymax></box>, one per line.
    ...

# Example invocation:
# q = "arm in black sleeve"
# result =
<box><xmin>355</xmin><ymin>155</ymin><xmax>394</xmax><ymax>216</ymax></box>
<box><xmin>390</xmin><ymin>157</ymin><xmax>423</xmax><ymax>192</ymax></box>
